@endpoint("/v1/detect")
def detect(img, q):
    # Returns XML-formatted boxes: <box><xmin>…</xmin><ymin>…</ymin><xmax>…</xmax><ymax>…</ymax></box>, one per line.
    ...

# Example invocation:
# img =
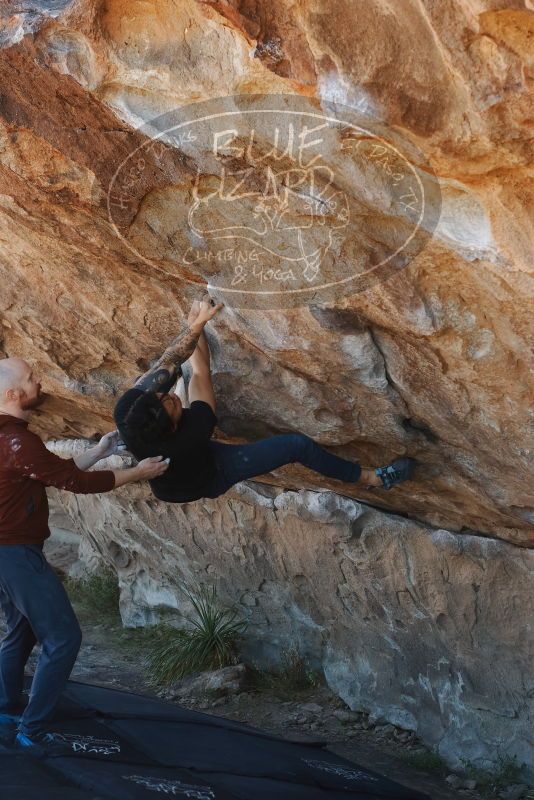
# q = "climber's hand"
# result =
<box><xmin>190</xmin><ymin>293</ymin><xmax>224</xmax><ymax>328</ymax></box>
<box><xmin>187</xmin><ymin>299</ymin><xmax>201</xmax><ymax>326</ymax></box>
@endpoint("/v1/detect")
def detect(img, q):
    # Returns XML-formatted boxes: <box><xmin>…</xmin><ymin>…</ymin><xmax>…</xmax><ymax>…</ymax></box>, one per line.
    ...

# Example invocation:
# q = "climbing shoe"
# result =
<box><xmin>15</xmin><ymin>731</ymin><xmax>76</xmax><ymax>757</ymax></box>
<box><xmin>0</xmin><ymin>713</ymin><xmax>20</xmax><ymax>726</ymax></box>
<box><xmin>0</xmin><ymin>713</ymin><xmax>20</xmax><ymax>745</ymax></box>
<box><xmin>375</xmin><ymin>457</ymin><xmax>416</xmax><ymax>490</ymax></box>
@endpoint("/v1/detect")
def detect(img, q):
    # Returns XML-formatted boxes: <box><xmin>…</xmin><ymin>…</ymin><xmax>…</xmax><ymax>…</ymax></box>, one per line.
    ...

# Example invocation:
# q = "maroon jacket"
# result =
<box><xmin>0</xmin><ymin>414</ymin><xmax>116</xmax><ymax>546</ymax></box>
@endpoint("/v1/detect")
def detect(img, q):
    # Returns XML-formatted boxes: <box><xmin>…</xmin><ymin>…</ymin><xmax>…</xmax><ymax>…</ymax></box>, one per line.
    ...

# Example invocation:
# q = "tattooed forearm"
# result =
<box><xmin>134</xmin><ymin>323</ymin><xmax>203</xmax><ymax>393</ymax></box>
<box><xmin>134</xmin><ymin>366</ymin><xmax>178</xmax><ymax>393</ymax></box>
<box><xmin>159</xmin><ymin>322</ymin><xmax>203</xmax><ymax>367</ymax></box>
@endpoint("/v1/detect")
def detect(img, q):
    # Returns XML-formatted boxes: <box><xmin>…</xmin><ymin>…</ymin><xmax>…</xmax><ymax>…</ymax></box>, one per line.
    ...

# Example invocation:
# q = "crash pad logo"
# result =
<box><xmin>108</xmin><ymin>94</ymin><xmax>441</xmax><ymax>309</ymax></box>
<box><xmin>122</xmin><ymin>774</ymin><xmax>215</xmax><ymax>798</ymax></box>
<box><xmin>302</xmin><ymin>758</ymin><xmax>380</xmax><ymax>782</ymax></box>
<box><xmin>47</xmin><ymin>732</ymin><xmax>121</xmax><ymax>755</ymax></box>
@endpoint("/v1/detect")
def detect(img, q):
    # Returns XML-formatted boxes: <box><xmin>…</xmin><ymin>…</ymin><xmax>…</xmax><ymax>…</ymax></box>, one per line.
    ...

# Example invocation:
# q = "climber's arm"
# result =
<box><xmin>134</xmin><ymin>321</ymin><xmax>205</xmax><ymax>393</ymax></box>
<box><xmin>188</xmin><ymin>372</ymin><xmax>216</xmax><ymax>414</ymax></box>
<box><xmin>133</xmin><ymin>296</ymin><xmax>223</xmax><ymax>394</ymax></box>
<box><xmin>189</xmin><ymin>329</ymin><xmax>210</xmax><ymax>374</ymax></box>
<box><xmin>188</xmin><ymin>330</ymin><xmax>216</xmax><ymax>413</ymax></box>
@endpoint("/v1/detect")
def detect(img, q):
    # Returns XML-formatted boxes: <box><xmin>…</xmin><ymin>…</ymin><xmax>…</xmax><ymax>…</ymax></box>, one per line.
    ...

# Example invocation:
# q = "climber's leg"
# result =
<box><xmin>203</xmin><ymin>438</ymin><xmax>416</xmax><ymax>498</ymax></box>
<box><xmin>203</xmin><ymin>434</ymin><xmax>364</xmax><ymax>498</ymax></box>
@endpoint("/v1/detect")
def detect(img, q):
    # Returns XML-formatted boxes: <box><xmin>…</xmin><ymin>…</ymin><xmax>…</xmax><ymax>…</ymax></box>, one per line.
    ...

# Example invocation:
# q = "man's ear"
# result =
<box><xmin>5</xmin><ymin>387</ymin><xmax>20</xmax><ymax>402</ymax></box>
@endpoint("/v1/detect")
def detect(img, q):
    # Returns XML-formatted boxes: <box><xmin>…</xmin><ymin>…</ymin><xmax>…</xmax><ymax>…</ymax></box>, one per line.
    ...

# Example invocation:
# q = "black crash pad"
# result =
<box><xmin>0</xmin><ymin>679</ymin><xmax>430</xmax><ymax>800</ymax></box>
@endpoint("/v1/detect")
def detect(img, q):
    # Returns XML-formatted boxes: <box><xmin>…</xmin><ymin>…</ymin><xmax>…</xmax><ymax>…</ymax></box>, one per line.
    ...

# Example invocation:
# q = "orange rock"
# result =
<box><xmin>0</xmin><ymin>3</ymin><xmax>532</xmax><ymax>545</ymax></box>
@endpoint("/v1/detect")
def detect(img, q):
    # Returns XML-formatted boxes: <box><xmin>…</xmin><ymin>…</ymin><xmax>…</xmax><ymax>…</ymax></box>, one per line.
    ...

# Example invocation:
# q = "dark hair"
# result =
<box><xmin>120</xmin><ymin>391</ymin><xmax>173</xmax><ymax>448</ymax></box>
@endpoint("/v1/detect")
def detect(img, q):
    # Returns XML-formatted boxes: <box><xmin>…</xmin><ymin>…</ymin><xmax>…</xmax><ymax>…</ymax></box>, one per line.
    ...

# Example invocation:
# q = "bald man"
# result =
<box><xmin>0</xmin><ymin>357</ymin><xmax>169</xmax><ymax>752</ymax></box>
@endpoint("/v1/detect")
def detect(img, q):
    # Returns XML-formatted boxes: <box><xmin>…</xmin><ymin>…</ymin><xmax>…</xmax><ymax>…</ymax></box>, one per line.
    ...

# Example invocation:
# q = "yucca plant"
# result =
<box><xmin>145</xmin><ymin>584</ymin><xmax>247</xmax><ymax>685</ymax></box>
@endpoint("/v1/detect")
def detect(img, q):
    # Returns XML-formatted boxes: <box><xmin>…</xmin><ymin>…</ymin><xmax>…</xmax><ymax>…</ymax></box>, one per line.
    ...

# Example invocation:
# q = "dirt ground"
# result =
<box><xmin>43</xmin><ymin>612</ymin><xmax>487</xmax><ymax>800</ymax></box>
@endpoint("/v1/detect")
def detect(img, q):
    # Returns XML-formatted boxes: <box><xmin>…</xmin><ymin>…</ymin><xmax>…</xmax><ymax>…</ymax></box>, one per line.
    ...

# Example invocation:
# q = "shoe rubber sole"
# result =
<box><xmin>376</xmin><ymin>457</ymin><xmax>417</xmax><ymax>490</ymax></box>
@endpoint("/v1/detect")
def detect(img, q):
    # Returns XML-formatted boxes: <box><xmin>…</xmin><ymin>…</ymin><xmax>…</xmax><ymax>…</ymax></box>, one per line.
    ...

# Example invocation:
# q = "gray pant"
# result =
<box><xmin>0</xmin><ymin>543</ymin><xmax>82</xmax><ymax>736</ymax></box>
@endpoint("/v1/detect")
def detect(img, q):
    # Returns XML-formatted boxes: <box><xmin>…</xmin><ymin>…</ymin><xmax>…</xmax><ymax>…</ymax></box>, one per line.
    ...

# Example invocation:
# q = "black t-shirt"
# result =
<box><xmin>114</xmin><ymin>389</ymin><xmax>218</xmax><ymax>502</ymax></box>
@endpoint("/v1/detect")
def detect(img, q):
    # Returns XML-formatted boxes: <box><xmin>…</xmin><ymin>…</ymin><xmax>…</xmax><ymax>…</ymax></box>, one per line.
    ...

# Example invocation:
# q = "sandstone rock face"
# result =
<box><xmin>46</xmin><ymin>447</ymin><xmax>534</xmax><ymax>776</ymax></box>
<box><xmin>0</xmin><ymin>0</ymin><xmax>532</xmax><ymax>543</ymax></box>
<box><xmin>1</xmin><ymin>0</ymin><xmax>533</xmax><ymax>778</ymax></box>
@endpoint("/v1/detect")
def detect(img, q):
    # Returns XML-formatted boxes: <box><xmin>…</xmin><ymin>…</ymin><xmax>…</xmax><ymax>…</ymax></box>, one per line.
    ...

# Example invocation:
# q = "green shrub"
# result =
<box><xmin>65</xmin><ymin>567</ymin><xmax>120</xmax><ymax>619</ymax></box>
<box><xmin>460</xmin><ymin>755</ymin><xmax>527</xmax><ymax>791</ymax></box>
<box><xmin>117</xmin><ymin>623</ymin><xmax>172</xmax><ymax>653</ymax></box>
<box><xmin>402</xmin><ymin>749</ymin><xmax>448</xmax><ymax>774</ymax></box>
<box><xmin>144</xmin><ymin>584</ymin><xmax>247</xmax><ymax>685</ymax></box>
<box><xmin>248</xmin><ymin>647</ymin><xmax>322</xmax><ymax>698</ymax></box>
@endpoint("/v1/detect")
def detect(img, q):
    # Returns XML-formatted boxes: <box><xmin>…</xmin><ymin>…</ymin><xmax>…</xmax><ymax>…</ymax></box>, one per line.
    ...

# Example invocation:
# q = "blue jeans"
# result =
<box><xmin>203</xmin><ymin>433</ymin><xmax>361</xmax><ymax>498</ymax></box>
<box><xmin>0</xmin><ymin>544</ymin><xmax>82</xmax><ymax>736</ymax></box>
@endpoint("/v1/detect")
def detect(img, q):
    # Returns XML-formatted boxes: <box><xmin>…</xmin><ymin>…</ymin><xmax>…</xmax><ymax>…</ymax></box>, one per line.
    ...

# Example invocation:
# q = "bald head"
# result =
<box><xmin>0</xmin><ymin>358</ymin><xmax>43</xmax><ymax>416</ymax></box>
<box><xmin>0</xmin><ymin>358</ymin><xmax>29</xmax><ymax>395</ymax></box>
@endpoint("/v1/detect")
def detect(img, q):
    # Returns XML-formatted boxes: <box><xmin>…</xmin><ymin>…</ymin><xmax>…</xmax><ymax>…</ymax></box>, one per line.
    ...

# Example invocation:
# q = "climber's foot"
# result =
<box><xmin>359</xmin><ymin>468</ymin><xmax>382</xmax><ymax>488</ymax></box>
<box><xmin>15</xmin><ymin>731</ymin><xmax>77</xmax><ymax>757</ymax></box>
<box><xmin>0</xmin><ymin>713</ymin><xmax>20</xmax><ymax>745</ymax></box>
<box><xmin>375</xmin><ymin>457</ymin><xmax>416</xmax><ymax>490</ymax></box>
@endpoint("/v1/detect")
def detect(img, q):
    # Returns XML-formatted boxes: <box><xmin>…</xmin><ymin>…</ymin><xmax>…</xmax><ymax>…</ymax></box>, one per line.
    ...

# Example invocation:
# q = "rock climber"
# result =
<box><xmin>0</xmin><ymin>357</ymin><xmax>169</xmax><ymax>751</ymax></box>
<box><xmin>114</xmin><ymin>294</ymin><xmax>416</xmax><ymax>504</ymax></box>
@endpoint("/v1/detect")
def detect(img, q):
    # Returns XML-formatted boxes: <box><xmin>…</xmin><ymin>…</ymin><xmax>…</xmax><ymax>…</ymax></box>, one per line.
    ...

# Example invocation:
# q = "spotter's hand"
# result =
<box><xmin>97</xmin><ymin>430</ymin><xmax>127</xmax><ymax>459</ymax></box>
<box><xmin>136</xmin><ymin>456</ymin><xmax>170</xmax><ymax>480</ymax></box>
